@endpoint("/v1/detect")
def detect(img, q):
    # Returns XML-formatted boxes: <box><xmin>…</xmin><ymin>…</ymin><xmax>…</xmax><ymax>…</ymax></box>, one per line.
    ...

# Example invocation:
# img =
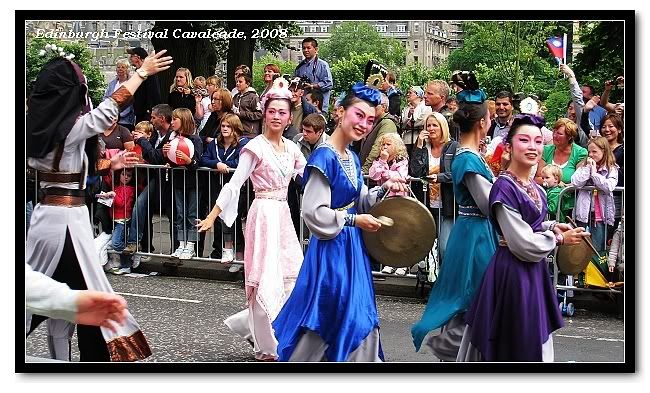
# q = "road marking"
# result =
<box><xmin>115</xmin><ymin>292</ymin><xmax>202</xmax><ymax>304</ymax></box>
<box><xmin>555</xmin><ymin>334</ymin><xmax>624</xmax><ymax>343</ymax></box>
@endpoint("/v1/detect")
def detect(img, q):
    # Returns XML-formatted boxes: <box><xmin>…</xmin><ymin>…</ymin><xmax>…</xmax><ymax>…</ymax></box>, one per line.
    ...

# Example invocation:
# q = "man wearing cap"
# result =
<box><xmin>128</xmin><ymin>47</ymin><xmax>162</xmax><ymax>123</ymax></box>
<box><xmin>294</xmin><ymin>37</ymin><xmax>333</xmax><ymax>114</ymax></box>
<box><xmin>401</xmin><ymin>86</ymin><xmax>432</xmax><ymax>155</ymax></box>
<box><xmin>286</xmin><ymin>76</ymin><xmax>317</xmax><ymax>136</ymax></box>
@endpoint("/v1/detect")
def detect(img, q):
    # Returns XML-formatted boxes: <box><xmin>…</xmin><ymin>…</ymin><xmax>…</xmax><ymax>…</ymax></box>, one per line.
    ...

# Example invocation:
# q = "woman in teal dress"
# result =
<box><xmin>411</xmin><ymin>82</ymin><xmax>499</xmax><ymax>361</ymax></box>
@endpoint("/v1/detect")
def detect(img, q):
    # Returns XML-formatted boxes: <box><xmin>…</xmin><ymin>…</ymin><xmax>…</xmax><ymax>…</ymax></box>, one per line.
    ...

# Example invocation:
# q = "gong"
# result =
<box><xmin>362</xmin><ymin>196</ymin><xmax>436</xmax><ymax>268</ymax></box>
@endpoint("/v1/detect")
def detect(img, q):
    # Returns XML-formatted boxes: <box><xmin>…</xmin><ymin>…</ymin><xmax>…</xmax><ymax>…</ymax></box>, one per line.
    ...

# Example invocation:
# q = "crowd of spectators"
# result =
<box><xmin>26</xmin><ymin>40</ymin><xmax>625</xmax><ymax>286</ymax></box>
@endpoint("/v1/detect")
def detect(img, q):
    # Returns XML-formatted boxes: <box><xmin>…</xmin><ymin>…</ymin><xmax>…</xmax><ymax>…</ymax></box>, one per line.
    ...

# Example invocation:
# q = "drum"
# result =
<box><xmin>362</xmin><ymin>196</ymin><xmax>436</xmax><ymax>268</ymax></box>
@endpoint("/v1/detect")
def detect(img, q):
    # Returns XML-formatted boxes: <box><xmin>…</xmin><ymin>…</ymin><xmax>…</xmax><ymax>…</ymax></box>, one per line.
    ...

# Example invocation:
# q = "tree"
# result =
<box><xmin>251</xmin><ymin>54</ymin><xmax>297</xmax><ymax>94</ymax></box>
<box><xmin>446</xmin><ymin>21</ymin><xmax>562</xmax><ymax>97</ymax></box>
<box><xmin>26</xmin><ymin>37</ymin><xmax>106</xmax><ymax>105</ymax></box>
<box><xmin>572</xmin><ymin>21</ymin><xmax>624</xmax><ymax>101</ymax></box>
<box><xmin>320</xmin><ymin>22</ymin><xmax>407</xmax><ymax>68</ymax></box>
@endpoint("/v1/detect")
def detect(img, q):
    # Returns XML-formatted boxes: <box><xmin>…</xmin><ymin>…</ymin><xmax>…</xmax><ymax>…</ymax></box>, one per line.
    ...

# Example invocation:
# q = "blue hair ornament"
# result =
<box><xmin>350</xmin><ymin>81</ymin><xmax>382</xmax><ymax>106</ymax></box>
<box><xmin>457</xmin><ymin>88</ymin><xmax>487</xmax><ymax>104</ymax></box>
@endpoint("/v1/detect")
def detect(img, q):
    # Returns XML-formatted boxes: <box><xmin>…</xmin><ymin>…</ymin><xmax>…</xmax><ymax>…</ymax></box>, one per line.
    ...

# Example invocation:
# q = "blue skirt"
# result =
<box><xmin>273</xmin><ymin>225</ymin><xmax>383</xmax><ymax>362</ymax></box>
<box><xmin>411</xmin><ymin>215</ymin><xmax>498</xmax><ymax>351</ymax></box>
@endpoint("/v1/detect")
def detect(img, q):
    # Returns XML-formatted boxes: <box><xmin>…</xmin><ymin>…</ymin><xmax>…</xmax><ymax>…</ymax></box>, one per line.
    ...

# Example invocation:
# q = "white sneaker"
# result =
<box><xmin>228</xmin><ymin>264</ymin><xmax>242</xmax><ymax>273</ymax></box>
<box><xmin>381</xmin><ymin>266</ymin><xmax>396</xmax><ymax>274</ymax></box>
<box><xmin>394</xmin><ymin>267</ymin><xmax>408</xmax><ymax>276</ymax></box>
<box><xmin>179</xmin><ymin>247</ymin><xmax>195</xmax><ymax>260</ymax></box>
<box><xmin>222</xmin><ymin>248</ymin><xmax>234</xmax><ymax>263</ymax></box>
<box><xmin>171</xmin><ymin>246</ymin><xmax>184</xmax><ymax>258</ymax></box>
<box><xmin>132</xmin><ymin>254</ymin><xmax>141</xmax><ymax>269</ymax></box>
<box><xmin>118</xmin><ymin>267</ymin><xmax>131</xmax><ymax>275</ymax></box>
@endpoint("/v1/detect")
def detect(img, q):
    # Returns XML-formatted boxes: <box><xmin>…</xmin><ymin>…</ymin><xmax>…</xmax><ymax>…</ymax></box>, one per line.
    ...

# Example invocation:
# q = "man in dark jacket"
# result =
<box><xmin>128</xmin><ymin>47</ymin><xmax>162</xmax><ymax>123</ymax></box>
<box><xmin>124</xmin><ymin>104</ymin><xmax>175</xmax><ymax>254</ymax></box>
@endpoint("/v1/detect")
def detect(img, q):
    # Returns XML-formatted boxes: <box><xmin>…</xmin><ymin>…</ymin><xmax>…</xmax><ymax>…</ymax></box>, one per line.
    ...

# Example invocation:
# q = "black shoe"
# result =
<box><xmin>209</xmin><ymin>250</ymin><xmax>222</xmax><ymax>259</ymax></box>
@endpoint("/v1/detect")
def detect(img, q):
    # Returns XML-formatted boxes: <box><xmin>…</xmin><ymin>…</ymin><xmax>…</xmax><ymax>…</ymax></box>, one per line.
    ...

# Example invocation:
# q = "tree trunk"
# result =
<box><xmin>225</xmin><ymin>22</ymin><xmax>262</xmax><ymax>90</ymax></box>
<box><xmin>150</xmin><ymin>22</ymin><xmax>218</xmax><ymax>103</ymax></box>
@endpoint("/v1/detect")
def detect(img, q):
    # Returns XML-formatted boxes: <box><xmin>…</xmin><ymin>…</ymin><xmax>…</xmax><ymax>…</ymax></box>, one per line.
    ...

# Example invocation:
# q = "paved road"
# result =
<box><xmin>25</xmin><ymin>275</ymin><xmax>625</xmax><ymax>363</ymax></box>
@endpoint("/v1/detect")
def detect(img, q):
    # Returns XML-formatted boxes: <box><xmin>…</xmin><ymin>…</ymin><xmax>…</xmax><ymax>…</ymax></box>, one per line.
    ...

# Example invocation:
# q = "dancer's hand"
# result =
<box><xmin>355</xmin><ymin>214</ymin><xmax>382</xmax><ymax>232</ymax></box>
<box><xmin>110</xmin><ymin>151</ymin><xmax>138</xmax><ymax>171</ymax></box>
<box><xmin>75</xmin><ymin>291</ymin><xmax>128</xmax><ymax>333</ymax></box>
<box><xmin>140</xmin><ymin>49</ymin><xmax>173</xmax><ymax>76</ymax></box>
<box><xmin>382</xmin><ymin>177</ymin><xmax>408</xmax><ymax>194</ymax></box>
<box><xmin>195</xmin><ymin>216</ymin><xmax>216</xmax><ymax>232</ymax></box>
<box><xmin>561</xmin><ymin>227</ymin><xmax>590</xmax><ymax>245</ymax></box>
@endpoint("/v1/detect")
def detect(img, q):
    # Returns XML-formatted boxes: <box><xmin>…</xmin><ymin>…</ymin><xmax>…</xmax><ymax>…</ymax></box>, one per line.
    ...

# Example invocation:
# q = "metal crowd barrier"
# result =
<box><xmin>72</xmin><ymin>164</ymin><xmax>457</xmax><ymax>282</ymax></box>
<box><xmin>550</xmin><ymin>185</ymin><xmax>624</xmax><ymax>307</ymax></box>
<box><xmin>25</xmin><ymin>163</ymin><xmax>457</xmax><ymax>284</ymax></box>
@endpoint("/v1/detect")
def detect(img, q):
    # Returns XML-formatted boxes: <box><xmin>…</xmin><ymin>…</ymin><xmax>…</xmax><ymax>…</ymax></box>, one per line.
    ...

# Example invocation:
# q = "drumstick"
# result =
<box><xmin>565</xmin><ymin>216</ymin><xmax>601</xmax><ymax>258</ymax></box>
<box><xmin>375</xmin><ymin>216</ymin><xmax>394</xmax><ymax>227</ymax></box>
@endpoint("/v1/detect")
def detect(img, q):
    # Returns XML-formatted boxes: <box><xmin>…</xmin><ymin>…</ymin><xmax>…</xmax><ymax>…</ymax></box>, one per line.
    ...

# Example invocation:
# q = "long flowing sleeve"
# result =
<box><xmin>356</xmin><ymin>184</ymin><xmax>383</xmax><ymax>214</ymax></box>
<box><xmin>494</xmin><ymin>205</ymin><xmax>556</xmax><ymax>262</ymax></box>
<box><xmin>25</xmin><ymin>263</ymin><xmax>78</xmax><ymax>323</ymax></box>
<box><xmin>64</xmin><ymin>98</ymin><xmax>119</xmax><ymax>149</ymax></box>
<box><xmin>215</xmin><ymin>150</ymin><xmax>257</xmax><ymax>226</ymax></box>
<box><xmin>302</xmin><ymin>170</ymin><xmax>347</xmax><ymax>240</ymax></box>
<box><xmin>465</xmin><ymin>173</ymin><xmax>493</xmax><ymax>216</ymax></box>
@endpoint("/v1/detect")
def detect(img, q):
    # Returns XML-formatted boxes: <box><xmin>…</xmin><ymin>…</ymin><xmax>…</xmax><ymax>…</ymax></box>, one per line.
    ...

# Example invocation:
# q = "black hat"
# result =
<box><xmin>127</xmin><ymin>47</ymin><xmax>148</xmax><ymax>59</ymax></box>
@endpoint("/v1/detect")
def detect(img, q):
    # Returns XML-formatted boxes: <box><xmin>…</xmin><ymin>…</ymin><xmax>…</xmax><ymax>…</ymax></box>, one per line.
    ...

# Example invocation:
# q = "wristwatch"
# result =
<box><xmin>136</xmin><ymin>68</ymin><xmax>149</xmax><ymax>80</ymax></box>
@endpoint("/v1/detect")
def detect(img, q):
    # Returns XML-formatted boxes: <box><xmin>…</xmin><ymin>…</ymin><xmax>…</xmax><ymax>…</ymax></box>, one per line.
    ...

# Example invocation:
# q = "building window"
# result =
<box><xmin>310</xmin><ymin>26</ymin><xmax>317</xmax><ymax>33</ymax></box>
<box><xmin>414</xmin><ymin>40</ymin><xmax>419</xmax><ymax>50</ymax></box>
<box><xmin>414</xmin><ymin>23</ymin><xmax>419</xmax><ymax>33</ymax></box>
<box><xmin>375</xmin><ymin>25</ymin><xmax>387</xmax><ymax>33</ymax></box>
<box><xmin>397</xmin><ymin>24</ymin><xmax>406</xmax><ymax>33</ymax></box>
<box><xmin>301</xmin><ymin>26</ymin><xmax>307</xmax><ymax>32</ymax></box>
<box><xmin>402</xmin><ymin>40</ymin><xmax>407</xmax><ymax>48</ymax></box>
<box><xmin>320</xmin><ymin>26</ymin><xmax>328</xmax><ymax>33</ymax></box>
<box><xmin>414</xmin><ymin>56</ymin><xmax>419</xmax><ymax>63</ymax></box>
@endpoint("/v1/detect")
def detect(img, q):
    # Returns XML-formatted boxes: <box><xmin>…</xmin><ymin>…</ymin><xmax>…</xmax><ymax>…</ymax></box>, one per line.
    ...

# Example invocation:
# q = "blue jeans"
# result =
<box><xmin>112</xmin><ymin>221</ymin><xmax>137</xmax><ymax>251</ymax></box>
<box><xmin>26</xmin><ymin>201</ymin><xmax>33</xmax><ymax>236</ymax></box>
<box><xmin>174</xmin><ymin>188</ymin><xmax>198</xmax><ymax>242</ymax></box>
<box><xmin>578</xmin><ymin>220</ymin><xmax>609</xmax><ymax>252</ymax></box>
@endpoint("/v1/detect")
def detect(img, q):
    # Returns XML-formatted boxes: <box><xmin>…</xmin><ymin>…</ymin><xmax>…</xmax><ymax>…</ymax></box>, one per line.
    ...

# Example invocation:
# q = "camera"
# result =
<box><xmin>192</xmin><ymin>88</ymin><xmax>209</xmax><ymax>97</ymax></box>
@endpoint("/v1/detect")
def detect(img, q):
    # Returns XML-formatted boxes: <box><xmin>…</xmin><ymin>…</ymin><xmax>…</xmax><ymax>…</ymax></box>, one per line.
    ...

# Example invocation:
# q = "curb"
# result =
<box><xmin>133</xmin><ymin>257</ymin><xmax>620</xmax><ymax>314</ymax></box>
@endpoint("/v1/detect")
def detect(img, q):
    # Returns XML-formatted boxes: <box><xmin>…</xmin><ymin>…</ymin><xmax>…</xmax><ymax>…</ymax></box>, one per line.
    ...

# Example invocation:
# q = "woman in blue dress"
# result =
<box><xmin>411</xmin><ymin>84</ymin><xmax>499</xmax><ymax>361</ymax></box>
<box><xmin>456</xmin><ymin>115</ymin><xmax>588</xmax><ymax>362</ymax></box>
<box><xmin>272</xmin><ymin>82</ymin><xmax>408</xmax><ymax>362</ymax></box>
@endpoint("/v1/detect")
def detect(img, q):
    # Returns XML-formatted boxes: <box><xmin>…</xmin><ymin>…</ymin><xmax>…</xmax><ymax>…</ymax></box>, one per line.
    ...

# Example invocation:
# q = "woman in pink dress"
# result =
<box><xmin>196</xmin><ymin>77</ymin><xmax>306</xmax><ymax>361</ymax></box>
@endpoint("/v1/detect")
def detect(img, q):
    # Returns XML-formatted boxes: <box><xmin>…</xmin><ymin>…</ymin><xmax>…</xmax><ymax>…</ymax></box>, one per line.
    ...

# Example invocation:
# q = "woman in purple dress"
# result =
<box><xmin>457</xmin><ymin>114</ymin><xmax>590</xmax><ymax>362</ymax></box>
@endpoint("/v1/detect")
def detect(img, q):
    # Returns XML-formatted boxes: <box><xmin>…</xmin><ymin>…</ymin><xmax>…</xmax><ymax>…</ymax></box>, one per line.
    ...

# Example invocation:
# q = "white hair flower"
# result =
<box><xmin>45</xmin><ymin>44</ymin><xmax>52</xmax><ymax>50</ymax></box>
<box><xmin>68</xmin><ymin>53</ymin><xmax>75</xmax><ymax>60</ymax></box>
<box><xmin>51</xmin><ymin>44</ymin><xmax>58</xmax><ymax>51</ymax></box>
<box><xmin>59</xmin><ymin>51</ymin><xmax>65</xmax><ymax>57</ymax></box>
<box><xmin>38</xmin><ymin>49</ymin><xmax>46</xmax><ymax>56</ymax></box>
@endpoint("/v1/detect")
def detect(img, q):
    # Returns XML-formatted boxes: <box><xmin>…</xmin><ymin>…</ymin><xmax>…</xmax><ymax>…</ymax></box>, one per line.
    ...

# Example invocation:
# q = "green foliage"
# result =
<box><xmin>255</xmin><ymin>22</ymin><xmax>301</xmax><ymax>54</ymax></box>
<box><xmin>26</xmin><ymin>37</ymin><xmax>106</xmax><ymax>105</ymax></box>
<box><xmin>329</xmin><ymin>52</ymin><xmax>376</xmax><ymax>96</ymax></box>
<box><xmin>447</xmin><ymin>21</ymin><xmax>562</xmax><ymax>97</ymax></box>
<box><xmin>542</xmin><ymin>81</ymin><xmax>572</xmax><ymax>127</ymax></box>
<box><xmin>573</xmin><ymin>21</ymin><xmax>624</xmax><ymax>101</ymax></box>
<box><xmin>251</xmin><ymin>54</ymin><xmax>298</xmax><ymax>93</ymax></box>
<box><xmin>320</xmin><ymin>21</ymin><xmax>407</xmax><ymax>68</ymax></box>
